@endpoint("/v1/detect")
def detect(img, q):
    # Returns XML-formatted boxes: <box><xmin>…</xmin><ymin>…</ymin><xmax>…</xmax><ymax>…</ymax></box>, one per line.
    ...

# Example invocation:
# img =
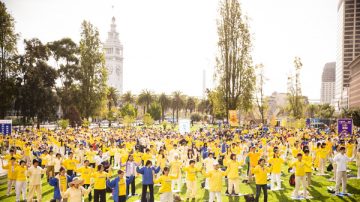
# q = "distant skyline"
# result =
<box><xmin>4</xmin><ymin>0</ymin><xmax>337</xmax><ymax>100</ymax></box>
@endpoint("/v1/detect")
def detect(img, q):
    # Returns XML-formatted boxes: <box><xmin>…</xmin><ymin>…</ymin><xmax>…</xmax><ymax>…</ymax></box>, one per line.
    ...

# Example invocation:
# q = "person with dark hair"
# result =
<box><xmin>289</xmin><ymin>153</ymin><xmax>309</xmax><ymax>199</ymax></box>
<box><xmin>170</xmin><ymin>154</ymin><xmax>183</xmax><ymax>192</ymax></box>
<box><xmin>1</xmin><ymin>156</ymin><xmax>17</xmax><ymax>196</ymax></box>
<box><xmin>49</xmin><ymin>166</ymin><xmax>73</xmax><ymax>202</ymax></box>
<box><xmin>202</xmin><ymin>161</ymin><xmax>227</xmax><ymax>202</ymax></box>
<box><xmin>136</xmin><ymin>160</ymin><xmax>161</xmax><ymax>202</ymax></box>
<box><xmin>63</xmin><ymin>152</ymin><xmax>79</xmax><ymax>176</ymax></box>
<box><xmin>107</xmin><ymin>170</ymin><xmax>131</xmax><ymax>202</ymax></box>
<box><xmin>183</xmin><ymin>159</ymin><xmax>202</xmax><ymax>200</ymax></box>
<box><xmin>28</xmin><ymin>159</ymin><xmax>46</xmax><ymax>201</ymax></box>
<box><xmin>253</xmin><ymin>158</ymin><xmax>270</xmax><ymax>202</ymax></box>
<box><xmin>268</xmin><ymin>149</ymin><xmax>284</xmax><ymax>191</ymax></box>
<box><xmin>224</xmin><ymin>153</ymin><xmax>242</xmax><ymax>196</ymax></box>
<box><xmin>302</xmin><ymin>149</ymin><xmax>312</xmax><ymax>188</ymax></box>
<box><xmin>15</xmin><ymin>160</ymin><xmax>27</xmax><ymax>202</ymax></box>
<box><xmin>92</xmin><ymin>164</ymin><xmax>112</xmax><ymax>202</ymax></box>
<box><xmin>76</xmin><ymin>160</ymin><xmax>94</xmax><ymax>201</ymax></box>
<box><xmin>203</xmin><ymin>152</ymin><xmax>216</xmax><ymax>190</ymax></box>
<box><xmin>154</xmin><ymin>167</ymin><xmax>178</xmax><ymax>202</ymax></box>
<box><xmin>333</xmin><ymin>147</ymin><xmax>354</xmax><ymax>195</ymax></box>
<box><xmin>247</xmin><ymin>146</ymin><xmax>261</xmax><ymax>182</ymax></box>
<box><xmin>120</xmin><ymin>154</ymin><xmax>138</xmax><ymax>197</ymax></box>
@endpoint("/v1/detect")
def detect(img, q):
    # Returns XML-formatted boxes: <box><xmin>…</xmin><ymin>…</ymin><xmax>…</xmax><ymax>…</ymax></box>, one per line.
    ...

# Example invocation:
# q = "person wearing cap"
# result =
<box><xmin>107</xmin><ymin>170</ymin><xmax>132</xmax><ymax>202</ymax></box>
<box><xmin>14</xmin><ymin>160</ymin><xmax>27</xmax><ymax>202</ymax></box>
<box><xmin>49</xmin><ymin>166</ymin><xmax>74</xmax><ymax>202</ymax></box>
<box><xmin>202</xmin><ymin>161</ymin><xmax>227</xmax><ymax>202</ymax></box>
<box><xmin>253</xmin><ymin>158</ymin><xmax>270</xmax><ymax>202</ymax></box>
<box><xmin>27</xmin><ymin>158</ymin><xmax>46</xmax><ymax>201</ymax></box>
<box><xmin>61</xmin><ymin>177</ymin><xmax>92</xmax><ymax>202</ymax></box>
<box><xmin>153</xmin><ymin>166</ymin><xmax>178</xmax><ymax>202</ymax></box>
<box><xmin>1</xmin><ymin>156</ymin><xmax>18</xmax><ymax>196</ymax></box>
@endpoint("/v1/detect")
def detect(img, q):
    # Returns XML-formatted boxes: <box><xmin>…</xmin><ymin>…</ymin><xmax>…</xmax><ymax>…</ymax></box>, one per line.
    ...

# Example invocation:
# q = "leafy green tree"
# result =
<box><xmin>171</xmin><ymin>91</ymin><xmax>185</xmax><ymax>122</ymax></box>
<box><xmin>16</xmin><ymin>39</ymin><xmax>58</xmax><ymax>128</ymax></box>
<box><xmin>137</xmin><ymin>89</ymin><xmax>154</xmax><ymax>114</ymax></box>
<box><xmin>58</xmin><ymin>119</ymin><xmax>69</xmax><ymax>129</ymax></box>
<box><xmin>121</xmin><ymin>91</ymin><xmax>135</xmax><ymax>104</ymax></box>
<box><xmin>351</xmin><ymin>108</ymin><xmax>360</xmax><ymax>127</ymax></box>
<box><xmin>185</xmin><ymin>97</ymin><xmax>196</xmax><ymax>117</ymax></box>
<box><xmin>307</xmin><ymin>104</ymin><xmax>318</xmax><ymax>118</ymax></box>
<box><xmin>120</xmin><ymin>103</ymin><xmax>137</xmax><ymax>118</ymax></box>
<box><xmin>0</xmin><ymin>2</ymin><xmax>19</xmax><ymax>118</ymax></box>
<box><xmin>78</xmin><ymin>21</ymin><xmax>107</xmax><ymax>118</ymax></box>
<box><xmin>190</xmin><ymin>113</ymin><xmax>202</xmax><ymax>123</ymax></box>
<box><xmin>287</xmin><ymin>57</ymin><xmax>305</xmax><ymax>119</ymax></box>
<box><xmin>66</xmin><ymin>105</ymin><xmax>82</xmax><ymax>127</ymax></box>
<box><xmin>106</xmin><ymin>87</ymin><xmax>119</xmax><ymax>126</ymax></box>
<box><xmin>159</xmin><ymin>93</ymin><xmax>170</xmax><ymax>122</ymax></box>
<box><xmin>317</xmin><ymin>104</ymin><xmax>335</xmax><ymax>119</ymax></box>
<box><xmin>215</xmin><ymin>0</ymin><xmax>256</xmax><ymax>120</ymax></box>
<box><xmin>148</xmin><ymin>102</ymin><xmax>161</xmax><ymax>121</ymax></box>
<box><xmin>143</xmin><ymin>113</ymin><xmax>154</xmax><ymax>126</ymax></box>
<box><xmin>123</xmin><ymin>115</ymin><xmax>135</xmax><ymax>127</ymax></box>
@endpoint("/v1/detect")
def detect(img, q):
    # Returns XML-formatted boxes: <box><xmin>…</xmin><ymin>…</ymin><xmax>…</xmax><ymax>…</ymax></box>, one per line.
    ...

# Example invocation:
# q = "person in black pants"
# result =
<box><xmin>93</xmin><ymin>164</ymin><xmax>110</xmax><ymax>202</ymax></box>
<box><xmin>253</xmin><ymin>158</ymin><xmax>269</xmax><ymax>202</ymax></box>
<box><xmin>136</xmin><ymin>160</ymin><xmax>161</xmax><ymax>202</ymax></box>
<box><xmin>126</xmin><ymin>175</ymin><xmax>136</xmax><ymax>197</ymax></box>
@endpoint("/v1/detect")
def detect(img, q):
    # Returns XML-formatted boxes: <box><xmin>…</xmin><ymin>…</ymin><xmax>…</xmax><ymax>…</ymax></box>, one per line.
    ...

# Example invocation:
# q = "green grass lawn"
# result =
<box><xmin>0</xmin><ymin>161</ymin><xmax>359</xmax><ymax>202</ymax></box>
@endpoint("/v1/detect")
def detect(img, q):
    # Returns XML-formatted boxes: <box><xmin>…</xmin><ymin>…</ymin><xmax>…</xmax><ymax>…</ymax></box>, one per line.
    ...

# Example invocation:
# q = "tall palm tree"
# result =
<box><xmin>171</xmin><ymin>91</ymin><xmax>185</xmax><ymax>122</ymax></box>
<box><xmin>185</xmin><ymin>97</ymin><xmax>196</xmax><ymax>117</ymax></box>
<box><xmin>137</xmin><ymin>89</ymin><xmax>154</xmax><ymax>114</ymax></box>
<box><xmin>159</xmin><ymin>93</ymin><xmax>170</xmax><ymax>122</ymax></box>
<box><xmin>121</xmin><ymin>91</ymin><xmax>135</xmax><ymax>104</ymax></box>
<box><xmin>107</xmin><ymin>87</ymin><xmax>119</xmax><ymax>127</ymax></box>
<box><xmin>307</xmin><ymin>104</ymin><xmax>318</xmax><ymax>118</ymax></box>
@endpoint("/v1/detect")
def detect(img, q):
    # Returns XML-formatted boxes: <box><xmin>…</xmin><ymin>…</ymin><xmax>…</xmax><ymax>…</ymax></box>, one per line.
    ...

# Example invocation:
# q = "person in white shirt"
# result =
<box><xmin>333</xmin><ymin>147</ymin><xmax>354</xmax><ymax>195</ymax></box>
<box><xmin>27</xmin><ymin>159</ymin><xmax>46</xmax><ymax>201</ymax></box>
<box><xmin>203</xmin><ymin>152</ymin><xmax>216</xmax><ymax>190</ymax></box>
<box><xmin>54</xmin><ymin>153</ymin><xmax>63</xmax><ymax>175</ymax></box>
<box><xmin>46</xmin><ymin>150</ymin><xmax>55</xmax><ymax>181</ymax></box>
<box><xmin>61</xmin><ymin>177</ymin><xmax>92</xmax><ymax>202</ymax></box>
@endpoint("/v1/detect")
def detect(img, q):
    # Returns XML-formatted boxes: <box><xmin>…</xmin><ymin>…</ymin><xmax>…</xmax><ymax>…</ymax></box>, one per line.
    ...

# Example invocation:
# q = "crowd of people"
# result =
<box><xmin>0</xmin><ymin>125</ymin><xmax>359</xmax><ymax>202</ymax></box>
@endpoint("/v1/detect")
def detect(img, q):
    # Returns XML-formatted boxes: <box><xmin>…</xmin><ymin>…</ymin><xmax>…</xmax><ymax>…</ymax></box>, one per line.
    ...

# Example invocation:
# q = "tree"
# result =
<box><xmin>16</xmin><ymin>39</ymin><xmax>58</xmax><ymax>128</ymax></box>
<box><xmin>185</xmin><ymin>97</ymin><xmax>196</xmax><ymax>117</ymax></box>
<box><xmin>137</xmin><ymin>89</ymin><xmax>154</xmax><ymax>114</ymax></box>
<box><xmin>58</xmin><ymin>119</ymin><xmax>69</xmax><ymax>129</ymax></box>
<box><xmin>106</xmin><ymin>87</ymin><xmax>119</xmax><ymax>126</ymax></box>
<box><xmin>123</xmin><ymin>115</ymin><xmax>135</xmax><ymax>127</ymax></box>
<box><xmin>121</xmin><ymin>91</ymin><xmax>135</xmax><ymax>104</ymax></box>
<box><xmin>287</xmin><ymin>57</ymin><xmax>305</xmax><ymax>119</ymax></box>
<box><xmin>215</xmin><ymin>0</ymin><xmax>256</xmax><ymax>120</ymax></box>
<box><xmin>158</xmin><ymin>93</ymin><xmax>170</xmax><ymax>122</ymax></box>
<box><xmin>351</xmin><ymin>108</ymin><xmax>360</xmax><ymax>127</ymax></box>
<box><xmin>47</xmin><ymin>38</ymin><xmax>80</xmax><ymax>119</ymax></box>
<box><xmin>207</xmin><ymin>88</ymin><xmax>226</xmax><ymax>120</ymax></box>
<box><xmin>65</xmin><ymin>105</ymin><xmax>82</xmax><ymax>127</ymax></box>
<box><xmin>255</xmin><ymin>64</ymin><xmax>267</xmax><ymax>124</ymax></box>
<box><xmin>120</xmin><ymin>103</ymin><xmax>137</xmax><ymax>118</ymax></box>
<box><xmin>0</xmin><ymin>2</ymin><xmax>19</xmax><ymax>118</ymax></box>
<box><xmin>190</xmin><ymin>113</ymin><xmax>202</xmax><ymax>123</ymax></box>
<box><xmin>143</xmin><ymin>113</ymin><xmax>154</xmax><ymax>126</ymax></box>
<box><xmin>307</xmin><ymin>104</ymin><xmax>318</xmax><ymax>118</ymax></box>
<box><xmin>317</xmin><ymin>104</ymin><xmax>335</xmax><ymax>119</ymax></box>
<box><xmin>148</xmin><ymin>102</ymin><xmax>161</xmax><ymax>121</ymax></box>
<box><xmin>78</xmin><ymin>21</ymin><xmax>107</xmax><ymax>118</ymax></box>
<box><xmin>171</xmin><ymin>91</ymin><xmax>185</xmax><ymax>123</ymax></box>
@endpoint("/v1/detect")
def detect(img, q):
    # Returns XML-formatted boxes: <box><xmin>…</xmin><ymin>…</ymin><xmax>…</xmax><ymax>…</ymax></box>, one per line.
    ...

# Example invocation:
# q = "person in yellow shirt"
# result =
<box><xmin>302</xmin><ymin>149</ymin><xmax>313</xmax><ymax>187</ymax></box>
<box><xmin>62</xmin><ymin>152</ymin><xmax>79</xmax><ymax>176</ymax></box>
<box><xmin>247</xmin><ymin>146</ymin><xmax>261</xmax><ymax>182</ymax></box>
<box><xmin>183</xmin><ymin>159</ymin><xmax>202</xmax><ymax>200</ymax></box>
<box><xmin>170</xmin><ymin>154</ymin><xmax>183</xmax><ymax>192</ymax></box>
<box><xmin>154</xmin><ymin>167</ymin><xmax>178</xmax><ymax>202</ymax></box>
<box><xmin>253</xmin><ymin>158</ymin><xmax>270</xmax><ymax>202</ymax></box>
<box><xmin>76</xmin><ymin>160</ymin><xmax>94</xmax><ymax>201</ymax></box>
<box><xmin>92</xmin><ymin>164</ymin><xmax>112</xmax><ymax>202</ymax></box>
<box><xmin>289</xmin><ymin>153</ymin><xmax>309</xmax><ymax>199</ymax></box>
<box><xmin>202</xmin><ymin>161</ymin><xmax>227</xmax><ymax>202</ymax></box>
<box><xmin>1</xmin><ymin>157</ymin><xmax>17</xmax><ymax>196</ymax></box>
<box><xmin>142</xmin><ymin>149</ymin><xmax>152</xmax><ymax>166</ymax></box>
<box><xmin>15</xmin><ymin>160</ymin><xmax>27</xmax><ymax>202</ymax></box>
<box><xmin>86</xmin><ymin>148</ymin><xmax>97</xmax><ymax>168</ymax></box>
<box><xmin>318</xmin><ymin>143</ymin><xmax>327</xmax><ymax>175</ymax></box>
<box><xmin>224</xmin><ymin>153</ymin><xmax>242</xmax><ymax>196</ymax></box>
<box><xmin>107</xmin><ymin>170</ymin><xmax>128</xmax><ymax>202</ymax></box>
<box><xmin>268</xmin><ymin>148</ymin><xmax>284</xmax><ymax>191</ymax></box>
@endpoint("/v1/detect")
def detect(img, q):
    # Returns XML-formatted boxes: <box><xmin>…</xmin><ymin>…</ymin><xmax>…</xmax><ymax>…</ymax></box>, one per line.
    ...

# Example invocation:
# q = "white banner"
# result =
<box><xmin>178</xmin><ymin>119</ymin><xmax>190</xmax><ymax>135</ymax></box>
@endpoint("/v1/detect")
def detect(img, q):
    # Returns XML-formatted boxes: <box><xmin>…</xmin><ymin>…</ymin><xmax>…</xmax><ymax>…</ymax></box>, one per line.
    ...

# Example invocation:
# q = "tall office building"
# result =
<box><xmin>335</xmin><ymin>0</ymin><xmax>360</xmax><ymax>110</ymax></box>
<box><xmin>320</xmin><ymin>62</ymin><xmax>336</xmax><ymax>104</ymax></box>
<box><xmin>103</xmin><ymin>17</ymin><xmax>124</xmax><ymax>94</ymax></box>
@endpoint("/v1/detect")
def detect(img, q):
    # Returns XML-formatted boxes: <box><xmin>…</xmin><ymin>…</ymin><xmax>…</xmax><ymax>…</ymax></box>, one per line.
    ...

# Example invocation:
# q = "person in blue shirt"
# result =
<box><xmin>107</xmin><ymin>170</ymin><xmax>131</xmax><ymax>202</ymax></box>
<box><xmin>136</xmin><ymin>160</ymin><xmax>161</xmax><ymax>202</ymax></box>
<box><xmin>49</xmin><ymin>167</ymin><xmax>74</xmax><ymax>202</ymax></box>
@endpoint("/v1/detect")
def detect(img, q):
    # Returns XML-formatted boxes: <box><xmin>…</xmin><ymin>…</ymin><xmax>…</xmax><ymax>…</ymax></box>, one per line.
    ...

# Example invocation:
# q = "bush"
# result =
<box><xmin>143</xmin><ymin>113</ymin><xmax>154</xmax><ymax>126</ymax></box>
<box><xmin>148</xmin><ymin>102</ymin><xmax>161</xmax><ymax>121</ymax></box>
<box><xmin>82</xmin><ymin>118</ymin><xmax>90</xmax><ymax>128</ymax></box>
<box><xmin>58</xmin><ymin>119</ymin><xmax>69</xmax><ymax>129</ymax></box>
<box><xmin>123</xmin><ymin>115</ymin><xmax>135</xmax><ymax>127</ymax></box>
<box><xmin>64</xmin><ymin>105</ymin><xmax>82</xmax><ymax>127</ymax></box>
<box><xmin>190</xmin><ymin>113</ymin><xmax>202</xmax><ymax>122</ymax></box>
<box><xmin>120</xmin><ymin>103</ymin><xmax>137</xmax><ymax>118</ymax></box>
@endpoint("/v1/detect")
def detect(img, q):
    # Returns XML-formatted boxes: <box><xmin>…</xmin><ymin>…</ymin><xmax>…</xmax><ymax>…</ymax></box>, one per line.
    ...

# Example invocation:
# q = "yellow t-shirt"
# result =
<box><xmin>2</xmin><ymin>163</ymin><xmax>17</xmax><ymax>180</ymax></box>
<box><xmin>76</xmin><ymin>166</ymin><xmax>93</xmax><ymax>184</ymax></box>
<box><xmin>183</xmin><ymin>166</ymin><xmax>201</xmax><ymax>181</ymax></box>
<box><xmin>118</xmin><ymin>178</ymin><xmax>126</xmax><ymax>196</ymax></box>
<box><xmin>302</xmin><ymin>155</ymin><xmax>312</xmax><ymax>173</ymax></box>
<box><xmin>248</xmin><ymin>152</ymin><xmax>260</xmax><ymax>167</ymax></box>
<box><xmin>63</xmin><ymin>158</ymin><xmax>79</xmax><ymax>171</ymax></box>
<box><xmin>154</xmin><ymin>175</ymin><xmax>178</xmax><ymax>193</ymax></box>
<box><xmin>92</xmin><ymin>171</ymin><xmax>110</xmax><ymax>190</ymax></box>
<box><xmin>268</xmin><ymin>157</ymin><xmax>284</xmax><ymax>174</ymax></box>
<box><xmin>225</xmin><ymin>160</ymin><xmax>242</xmax><ymax>179</ymax></box>
<box><xmin>59</xmin><ymin>175</ymin><xmax>67</xmax><ymax>192</ymax></box>
<box><xmin>86</xmin><ymin>151</ymin><xmax>96</xmax><ymax>163</ymax></box>
<box><xmin>290</xmin><ymin>160</ymin><xmax>307</xmax><ymax>176</ymax></box>
<box><xmin>203</xmin><ymin>169</ymin><xmax>227</xmax><ymax>192</ymax></box>
<box><xmin>170</xmin><ymin>160</ymin><xmax>182</xmax><ymax>176</ymax></box>
<box><xmin>253</xmin><ymin>165</ymin><xmax>270</xmax><ymax>185</ymax></box>
<box><xmin>15</xmin><ymin>166</ymin><xmax>27</xmax><ymax>181</ymax></box>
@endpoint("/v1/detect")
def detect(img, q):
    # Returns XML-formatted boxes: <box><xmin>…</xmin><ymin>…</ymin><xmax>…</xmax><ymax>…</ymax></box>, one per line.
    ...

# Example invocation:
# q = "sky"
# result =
<box><xmin>4</xmin><ymin>0</ymin><xmax>337</xmax><ymax>100</ymax></box>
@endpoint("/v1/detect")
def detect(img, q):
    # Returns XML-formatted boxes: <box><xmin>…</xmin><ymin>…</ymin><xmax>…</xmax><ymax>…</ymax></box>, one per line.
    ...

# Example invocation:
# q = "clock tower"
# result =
<box><xmin>104</xmin><ymin>17</ymin><xmax>123</xmax><ymax>94</ymax></box>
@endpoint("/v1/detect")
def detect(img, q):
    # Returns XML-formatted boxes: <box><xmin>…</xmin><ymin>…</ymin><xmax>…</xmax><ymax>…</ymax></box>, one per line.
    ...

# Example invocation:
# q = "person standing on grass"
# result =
<box><xmin>136</xmin><ymin>160</ymin><xmax>161</xmax><ymax>202</ymax></box>
<box><xmin>49</xmin><ymin>166</ymin><xmax>74</xmax><ymax>202</ymax></box>
<box><xmin>170</xmin><ymin>154</ymin><xmax>183</xmax><ymax>192</ymax></box>
<box><xmin>183</xmin><ymin>159</ymin><xmax>202</xmax><ymax>200</ymax></box>
<box><xmin>76</xmin><ymin>160</ymin><xmax>94</xmax><ymax>201</ymax></box>
<box><xmin>121</xmin><ymin>154</ymin><xmax>138</xmax><ymax>197</ymax></box>
<box><xmin>107</xmin><ymin>170</ymin><xmax>131</xmax><ymax>202</ymax></box>
<box><xmin>289</xmin><ymin>153</ymin><xmax>309</xmax><ymax>199</ymax></box>
<box><xmin>202</xmin><ymin>161</ymin><xmax>227</xmax><ymax>202</ymax></box>
<box><xmin>1</xmin><ymin>156</ymin><xmax>17</xmax><ymax>196</ymax></box>
<box><xmin>253</xmin><ymin>158</ymin><xmax>270</xmax><ymax>202</ymax></box>
<box><xmin>224</xmin><ymin>153</ymin><xmax>242</xmax><ymax>196</ymax></box>
<box><xmin>15</xmin><ymin>160</ymin><xmax>27</xmax><ymax>202</ymax></box>
<box><xmin>302</xmin><ymin>149</ymin><xmax>313</xmax><ymax>188</ymax></box>
<box><xmin>61</xmin><ymin>177</ymin><xmax>92</xmax><ymax>202</ymax></box>
<box><xmin>247</xmin><ymin>146</ymin><xmax>261</xmax><ymax>183</ymax></box>
<box><xmin>154</xmin><ymin>167</ymin><xmax>179</xmax><ymax>202</ymax></box>
<box><xmin>27</xmin><ymin>159</ymin><xmax>46</xmax><ymax>202</ymax></box>
<box><xmin>92</xmin><ymin>164</ymin><xmax>112</xmax><ymax>202</ymax></box>
<box><xmin>333</xmin><ymin>147</ymin><xmax>354</xmax><ymax>195</ymax></box>
<box><xmin>268</xmin><ymin>148</ymin><xmax>284</xmax><ymax>191</ymax></box>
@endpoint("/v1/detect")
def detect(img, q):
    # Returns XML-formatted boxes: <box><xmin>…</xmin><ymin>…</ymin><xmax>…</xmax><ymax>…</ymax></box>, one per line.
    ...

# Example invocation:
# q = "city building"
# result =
<box><xmin>335</xmin><ymin>0</ymin><xmax>360</xmax><ymax>110</ymax></box>
<box><xmin>320</xmin><ymin>62</ymin><xmax>336</xmax><ymax>104</ymax></box>
<box><xmin>103</xmin><ymin>17</ymin><xmax>124</xmax><ymax>95</ymax></box>
<box><xmin>267</xmin><ymin>92</ymin><xmax>288</xmax><ymax>119</ymax></box>
<box><xmin>349</xmin><ymin>55</ymin><xmax>360</xmax><ymax>108</ymax></box>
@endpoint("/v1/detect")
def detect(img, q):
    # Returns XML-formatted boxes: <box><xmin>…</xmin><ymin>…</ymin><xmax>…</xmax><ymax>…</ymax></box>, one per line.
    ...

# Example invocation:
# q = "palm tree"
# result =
<box><xmin>158</xmin><ymin>93</ymin><xmax>170</xmax><ymax>122</ymax></box>
<box><xmin>185</xmin><ymin>97</ymin><xmax>196</xmax><ymax>117</ymax></box>
<box><xmin>307</xmin><ymin>104</ymin><xmax>318</xmax><ymax>118</ymax></box>
<box><xmin>121</xmin><ymin>91</ymin><xmax>135</xmax><ymax>104</ymax></box>
<box><xmin>107</xmin><ymin>87</ymin><xmax>119</xmax><ymax>127</ymax></box>
<box><xmin>137</xmin><ymin>89</ymin><xmax>154</xmax><ymax>114</ymax></box>
<box><xmin>171</xmin><ymin>91</ymin><xmax>185</xmax><ymax>122</ymax></box>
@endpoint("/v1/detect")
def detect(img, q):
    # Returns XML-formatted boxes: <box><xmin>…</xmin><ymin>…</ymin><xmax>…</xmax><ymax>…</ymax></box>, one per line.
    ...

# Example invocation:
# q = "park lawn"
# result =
<box><xmin>0</xmin><ymin>161</ymin><xmax>359</xmax><ymax>201</ymax></box>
